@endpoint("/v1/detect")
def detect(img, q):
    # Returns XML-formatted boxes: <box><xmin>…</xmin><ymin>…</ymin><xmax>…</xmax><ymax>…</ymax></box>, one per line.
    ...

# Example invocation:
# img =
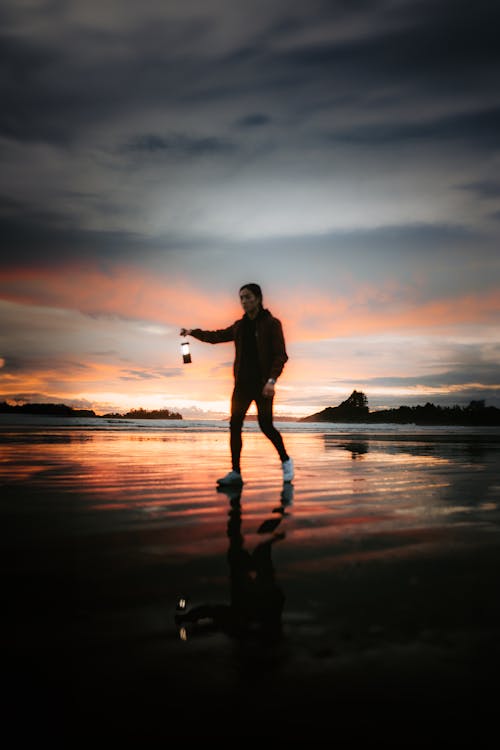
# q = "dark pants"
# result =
<box><xmin>230</xmin><ymin>382</ymin><xmax>289</xmax><ymax>472</ymax></box>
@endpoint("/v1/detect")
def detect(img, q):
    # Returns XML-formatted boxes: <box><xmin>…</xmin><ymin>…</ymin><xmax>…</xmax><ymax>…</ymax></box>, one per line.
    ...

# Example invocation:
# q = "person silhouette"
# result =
<box><xmin>180</xmin><ymin>283</ymin><xmax>294</xmax><ymax>486</ymax></box>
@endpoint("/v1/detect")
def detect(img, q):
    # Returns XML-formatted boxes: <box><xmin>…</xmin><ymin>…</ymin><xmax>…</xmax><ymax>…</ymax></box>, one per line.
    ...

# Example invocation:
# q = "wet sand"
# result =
<box><xmin>2</xmin><ymin>426</ymin><xmax>500</xmax><ymax>741</ymax></box>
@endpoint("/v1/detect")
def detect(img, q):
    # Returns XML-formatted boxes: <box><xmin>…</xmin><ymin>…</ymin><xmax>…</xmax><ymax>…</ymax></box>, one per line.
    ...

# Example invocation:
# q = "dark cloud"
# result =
<box><xmin>376</xmin><ymin>390</ymin><xmax>500</xmax><ymax>409</ymax></box>
<box><xmin>235</xmin><ymin>113</ymin><xmax>271</xmax><ymax>128</ymax></box>
<box><xmin>0</xmin><ymin>14</ymin><xmax>210</xmax><ymax>145</ymax></box>
<box><xmin>1</xmin><ymin>189</ymin><xmax>495</xmax><ymax>309</ymax></box>
<box><xmin>281</xmin><ymin>0</ymin><xmax>500</xmax><ymax>84</ymax></box>
<box><xmin>120</xmin><ymin>368</ymin><xmax>181</xmax><ymax>381</ymax></box>
<box><xmin>326</xmin><ymin>108</ymin><xmax>500</xmax><ymax>149</ymax></box>
<box><xmin>0</xmin><ymin>205</ymin><xmax>142</xmax><ymax>265</ymax></box>
<box><xmin>366</xmin><ymin>370</ymin><xmax>500</xmax><ymax>388</ymax></box>
<box><xmin>458</xmin><ymin>181</ymin><xmax>500</xmax><ymax>199</ymax></box>
<box><xmin>362</xmin><ymin>352</ymin><xmax>500</xmax><ymax>388</ymax></box>
<box><xmin>248</xmin><ymin>222</ymin><xmax>482</xmax><ymax>253</ymax></box>
<box><xmin>0</xmin><ymin>355</ymin><xmax>90</xmax><ymax>374</ymax></box>
<box><xmin>122</xmin><ymin>133</ymin><xmax>236</xmax><ymax>156</ymax></box>
<box><xmin>0</xmin><ymin>195</ymin><xmax>188</xmax><ymax>266</ymax></box>
<box><xmin>2</xmin><ymin>0</ymin><xmax>499</xmax><ymax>149</ymax></box>
<box><xmin>0</xmin><ymin>28</ymin><xmax>67</xmax><ymax>143</ymax></box>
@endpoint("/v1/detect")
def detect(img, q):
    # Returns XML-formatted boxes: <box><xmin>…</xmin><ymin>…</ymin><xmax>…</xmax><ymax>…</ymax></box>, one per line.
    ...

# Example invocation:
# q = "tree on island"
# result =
<box><xmin>342</xmin><ymin>390</ymin><xmax>368</xmax><ymax>410</ymax></box>
<box><xmin>300</xmin><ymin>390</ymin><xmax>369</xmax><ymax>422</ymax></box>
<box><xmin>300</xmin><ymin>391</ymin><xmax>500</xmax><ymax>426</ymax></box>
<box><xmin>369</xmin><ymin>400</ymin><xmax>500</xmax><ymax>426</ymax></box>
<box><xmin>104</xmin><ymin>407</ymin><xmax>183</xmax><ymax>420</ymax></box>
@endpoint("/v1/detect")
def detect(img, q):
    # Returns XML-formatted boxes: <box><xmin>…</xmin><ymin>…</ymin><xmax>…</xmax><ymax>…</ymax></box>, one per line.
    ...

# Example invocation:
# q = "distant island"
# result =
<box><xmin>101</xmin><ymin>408</ymin><xmax>183</xmax><ymax>420</ymax></box>
<box><xmin>0</xmin><ymin>401</ymin><xmax>97</xmax><ymax>417</ymax></box>
<box><xmin>0</xmin><ymin>402</ymin><xmax>182</xmax><ymax>420</ymax></box>
<box><xmin>2</xmin><ymin>393</ymin><xmax>500</xmax><ymax>426</ymax></box>
<box><xmin>300</xmin><ymin>390</ymin><xmax>500</xmax><ymax>426</ymax></box>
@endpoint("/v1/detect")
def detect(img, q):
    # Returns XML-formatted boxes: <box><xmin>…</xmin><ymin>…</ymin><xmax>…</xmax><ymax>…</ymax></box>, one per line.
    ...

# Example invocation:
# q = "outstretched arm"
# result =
<box><xmin>179</xmin><ymin>325</ymin><xmax>235</xmax><ymax>344</ymax></box>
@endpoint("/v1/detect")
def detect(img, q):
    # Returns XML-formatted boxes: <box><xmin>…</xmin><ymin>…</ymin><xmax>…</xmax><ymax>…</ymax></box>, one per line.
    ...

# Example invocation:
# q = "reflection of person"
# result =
<box><xmin>180</xmin><ymin>283</ymin><xmax>293</xmax><ymax>486</ymax></box>
<box><xmin>175</xmin><ymin>485</ymin><xmax>291</xmax><ymax>643</ymax></box>
<box><xmin>226</xmin><ymin>489</ymin><xmax>285</xmax><ymax>641</ymax></box>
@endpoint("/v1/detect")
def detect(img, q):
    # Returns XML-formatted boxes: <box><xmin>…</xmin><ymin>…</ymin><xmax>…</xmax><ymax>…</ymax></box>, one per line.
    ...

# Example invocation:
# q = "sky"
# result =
<box><xmin>1</xmin><ymin>0</ymin><xmax>500</xmax><ymax>418</ymax></box>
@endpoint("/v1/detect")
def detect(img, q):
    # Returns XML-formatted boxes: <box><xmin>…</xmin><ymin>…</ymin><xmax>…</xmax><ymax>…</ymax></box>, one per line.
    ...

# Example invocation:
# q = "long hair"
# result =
<box><xmin>239</xmin><ymin>283</ymin><xmax>263</xmax><ymax>307</ymax></box>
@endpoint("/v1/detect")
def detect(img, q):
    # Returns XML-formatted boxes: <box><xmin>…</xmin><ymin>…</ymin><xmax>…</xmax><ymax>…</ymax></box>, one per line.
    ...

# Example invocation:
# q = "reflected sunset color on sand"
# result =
<box><xmin>2</xmin><ymin>426</ymin><xmax>499</xmax><ymax>551</ymax></box>
<box><xmin>3</xmin><ymin>421</ymin><xmax>500</xmax><ymax>739</ymax></box>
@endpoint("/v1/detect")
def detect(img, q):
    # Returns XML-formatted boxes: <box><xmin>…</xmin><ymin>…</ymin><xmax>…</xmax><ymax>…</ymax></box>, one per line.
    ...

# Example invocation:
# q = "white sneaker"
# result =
<box><xmin>216</xmin><ymin>470</ymin><xmax>243</xmax><ymax>486</ymax></box>
<box><xmin>282</xmin><ymin>457</ymin><xmax>294</xmax><ymax>482</ymax></box>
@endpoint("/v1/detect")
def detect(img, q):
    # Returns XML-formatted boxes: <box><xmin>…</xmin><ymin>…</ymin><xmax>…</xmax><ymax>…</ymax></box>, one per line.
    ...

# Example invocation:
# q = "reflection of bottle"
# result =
<box><xmin>181</xmin><ymin>338</ymin><xmax>192</xmax><ymax>364</ymax></box>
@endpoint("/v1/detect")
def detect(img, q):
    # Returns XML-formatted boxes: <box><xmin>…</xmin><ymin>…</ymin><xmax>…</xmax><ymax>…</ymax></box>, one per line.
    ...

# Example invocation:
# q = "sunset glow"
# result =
<box><xmin>1</xmin><ymin>1</ymin><xmax>499</xmax><ymax>416</ymax></box>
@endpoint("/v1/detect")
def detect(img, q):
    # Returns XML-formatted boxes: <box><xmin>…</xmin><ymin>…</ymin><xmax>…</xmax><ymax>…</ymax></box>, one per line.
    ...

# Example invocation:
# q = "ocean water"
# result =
<box><xmin>2</xmin><ymin>414</ymin><xmax>499</xmax><ymax>540</ymax></box>
<box><xmin>1</xmin><ymin>413</ymin><xmax>499</xmax><ymax>435</ymax></box>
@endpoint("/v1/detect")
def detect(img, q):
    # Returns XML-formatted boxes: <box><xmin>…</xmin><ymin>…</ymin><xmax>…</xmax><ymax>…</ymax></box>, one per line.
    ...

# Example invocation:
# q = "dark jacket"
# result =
<box><xmin>191</xmin><ymin>308</ymin><xmax>288</xmax><ymax>385</ymax></box>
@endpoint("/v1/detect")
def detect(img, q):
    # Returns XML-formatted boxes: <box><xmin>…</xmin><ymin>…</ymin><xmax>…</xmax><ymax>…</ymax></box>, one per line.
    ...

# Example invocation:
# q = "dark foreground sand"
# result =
<box><xmin>2</xmin><ymin>426</ymin><xmax>500</xmax><ymax>742</ymax></box>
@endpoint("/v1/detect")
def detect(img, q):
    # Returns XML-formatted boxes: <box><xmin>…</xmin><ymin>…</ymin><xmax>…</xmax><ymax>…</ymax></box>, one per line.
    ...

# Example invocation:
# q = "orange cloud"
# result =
<box><xmin>2</xmin><ymin>264</ymin><xmax>498</xmax><ymax>340</ymax></box>
<box><xmin>280</xmin><ymin>285</ymin><xmax>500</xmax><ymax>341</ymax></box>
<box><xmin>0</xmin><ymin>264</ymin><xmax>237</xmax><ymax>329</ymax></box>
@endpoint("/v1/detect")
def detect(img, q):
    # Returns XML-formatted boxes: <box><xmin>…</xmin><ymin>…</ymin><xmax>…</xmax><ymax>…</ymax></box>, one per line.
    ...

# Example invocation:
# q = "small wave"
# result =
<box><xmin>1</xmin><ymin>413</ymin><xmax>500</xmax><ymax>438</ymax></box>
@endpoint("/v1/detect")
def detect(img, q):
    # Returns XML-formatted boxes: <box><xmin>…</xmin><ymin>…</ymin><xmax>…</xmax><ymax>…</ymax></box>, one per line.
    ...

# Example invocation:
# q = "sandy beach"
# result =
<box><xmin>2</xmin><ymin>421</ymin><xmax>500</xmax><ymax>742</ymax></box>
